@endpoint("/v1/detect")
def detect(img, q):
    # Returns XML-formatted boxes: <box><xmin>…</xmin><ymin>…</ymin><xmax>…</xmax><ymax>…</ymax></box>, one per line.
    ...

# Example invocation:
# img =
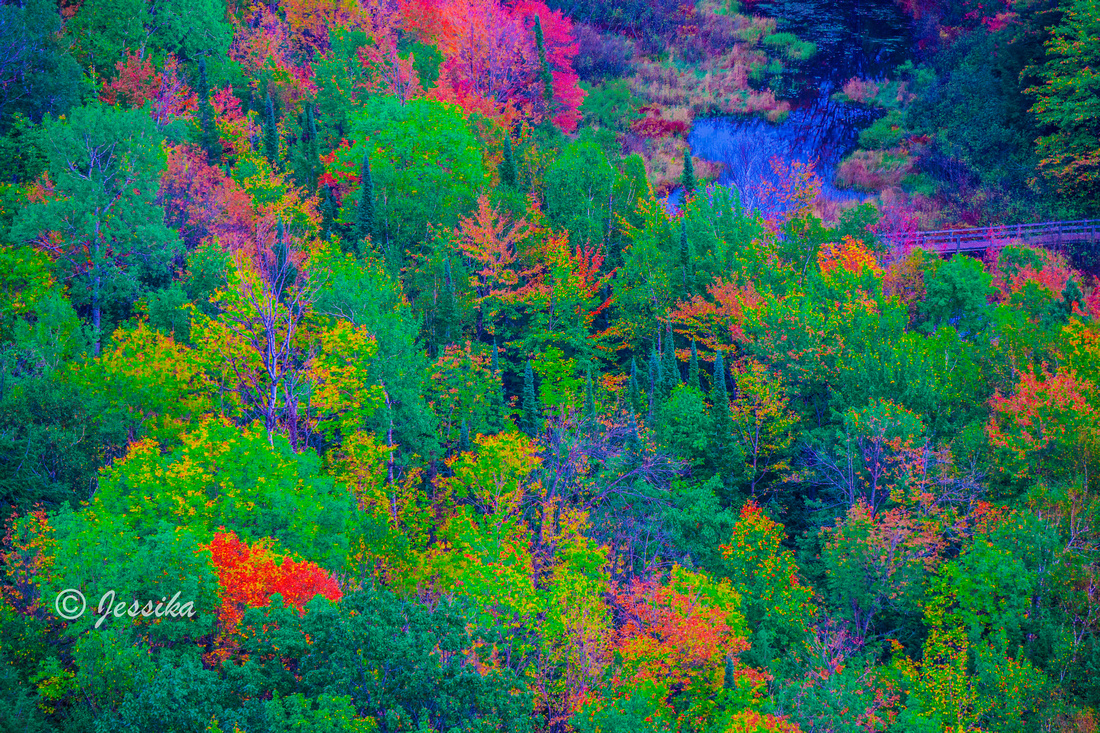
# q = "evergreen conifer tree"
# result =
<box><xmin>490</xmin><ymin>341</ymin><xmax>507</xmax><ymax>431</ymax></box>
<box><xmin>534</xmin><ymin>17</ymin><xmax>554</xmax><ymax>114</ymax></box>
<box><xmin>680</xmin><ymin>220</ymin><xmax>690</xmax><ymax>288</ymax></box>
<box><xmin>356</xmin><ymin>153</ymin><xmax>376</xmax><ymax>248</ymax></box>
<box><xmin>663</xmin><ymin>325</ymin><xmax>680</xmax><ymax>394</ymax></box>
<box><xmin>320</xmin><ymin>184</ymin><xmax>338</xmax><ymax>242</ymax></box>
<box><xmin>629</xmin><ymin>358</ymin><xmax>643</xmax><ymax>415</ymax></box>
<box><xmin>500</xmin><ymin>134</ymin><xmax>518</xmax><ymax>187</ymax></box>
<box><xmin>522</xmin><ymin>359</ymin><xmax>540</xmax><ymax>437</ymax></box>
<box><xmin>627</xmin><ymin>407</ymin><xmax>640</xmax><ymax>451</ymax></box>
<box><xmin>301</xmin><ymin>103</ymin><xmax>321</xmax><ymax>192</ymax></box>
<box><xmin>711</xmin><ymin>348</ymin><xmax>728</xmax><ymax>404</ymax></box>
<box><xmin>688</xmin><ymin>339</ymin><xmax>700</xmax><ymax>391</ymax></box>
<box><xmin>196</xmin><ymin>59</ymin><xmax>220</xmax><ymax>165</ymax></box>
<box><xmin>271</xmin><ymin>218</ymin><xmax>297</xmax><ymax>302</ymax></box>
<box><xmin>710</xmin><ymin>348</ymin><xmax>732</xmax><ymax>450</ymax></box>
<box><xmin>440</xmin><ymin>257</ymin><xmax>455</xmax><ymax>344</ymax></box>
<box><xmin>584</xmin><ymin>368</ymin><xmax>596</xmax><ymax>430</ymax></box>
<box><xmin>263</xmin><ymin>91</ymin><xmax>280</xmax><ymax>169</ymax></box>
<box><xmin>459</xmin><ymin>418</ymin><xmax>471</xmax><ymax>453</ymax></box>
<box><xmin>1054</xmin><ymin>278</ymin><xmax>1085</xmax><ymax>321</ymax></box>
<box><xmin>681</xmin><ymin>148</ymin><xmax>695</xmax><ymax>195</ymax></box>
<box><xmin>648</xmin><ymin>348</ymin><xmax>660</xmax><ymax>419</ymax></box>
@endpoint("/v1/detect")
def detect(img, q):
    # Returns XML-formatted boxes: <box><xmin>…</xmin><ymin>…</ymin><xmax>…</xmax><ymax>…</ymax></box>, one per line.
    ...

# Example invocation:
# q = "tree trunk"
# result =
<box><xmin>92</xmin><ymin>223</ymin><xmax>103</xmax><ymax>356</ymax></box>
<box><xmin>92</xmin><ymin>271</ymin><xmax>102</xmax><ymax>356</ymax></box>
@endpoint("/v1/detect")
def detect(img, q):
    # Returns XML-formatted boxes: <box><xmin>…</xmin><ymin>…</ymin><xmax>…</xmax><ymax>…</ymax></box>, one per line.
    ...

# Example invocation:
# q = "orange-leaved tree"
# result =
<box><xmin>667</xmin><ymin>277</ymin><xmax>764</xmax><ymax>355</ymax></box>
<box><xmin>420</xmin><ymin>0</ymin><xmax>584</xmax><ymax>131</ymax></box>
<box><xmin>576</xmin><ymin>565</ymin><xmax>800</xmax><ymax>732</ymax></box>
<box><xmin>987</xmin><ymin>363</ymin><xmax>1099</xmax><ymax>486</ymax></box>
<box><xmin>816</xmin><ymin>236</ymin><xmax>882</xmax><ymax>280</ymax></box>
<box><xmin>100</xmin><ymin>51</ymin><xmax>196</xmax><ymax>124</ymax></box>
<box><xmin>456</xmin><ymin>194</ymin><xmax>534</xmax><ymax>334</ymax></box>
<box><xmin>159</xmin><ymin>144</ymin><xmax>255</xmax><ymax>249</ymax></box>
<box><xmin>67</xmin><ymin>321</ymin><xmax>214</xmax><ymax>448</ymax></box>
<box><xmin>1</xmin><ymin>509</ymin><xmax>56</xmax><ymax>616</ymax></box>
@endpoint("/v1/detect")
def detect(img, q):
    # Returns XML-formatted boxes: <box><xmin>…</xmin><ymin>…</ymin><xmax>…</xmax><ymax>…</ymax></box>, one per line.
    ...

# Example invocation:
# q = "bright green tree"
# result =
<box><xmin>521</xmin><ymin>358</ymin><xmax>540</xmax><ymax>437</ymax></box>
<box><xmin>920</xmin><ymin>255</ymin><xmax>995</xmax><ymax>336</ymax></box>
<box><xmin>543</xmin><ymin>137</ymin><xmax>617</xmax><ymax>247</ymax></box>
<box><xmin>11</xmin><ymin>103</ymin><xmax>181</xmax><ymax>354</ymax></box>
<box><xmin>312</xmin><ymin>245</ymin><xmax>438</xmax><ymax>458</ymax></box>
<box><xmin>1027</xmin><ymin>0</ymin><xmax>1100</xmax><ymax>211</ymax></box>
<box><xmin>656</xmin><ymin>384</ymin><xmax>712</xmax><ymax>472</ymax></box>
<box><xmin>500</xmin><ymin>133</ymin><xmax>518</xmax><ymax>187</ymax></box>
<box><xmin>335</xmin><ymin>97</ymin><xmax>487</xmax><ymax>261</ymax></box>
<box><xmin>93</xmin><ymin>418</ymin><xmax>357</xmax><ymax>564</ymax></box>
<box><xmin>263</xmin><ymin>91</ymin><xmax>280</xmax><ymax>169</ymax></box>
<box><xmin>719</xmin><ymin>502</ymin><xmax>815</xmax><ymax>666</ymax></box>
<box><xmin>681</xmin><ymin>148</ymin><xmax>696</xmax><ymax>194</ymax></box>
<box><xmin>267</xmin><ymin>694</ymin><xmax>370</xmax><ymax>733</ymax></box>
<box><xmin>355</xmin><ymin>153</ymin><xmax>376</xmax><ymax>250</ymax></box>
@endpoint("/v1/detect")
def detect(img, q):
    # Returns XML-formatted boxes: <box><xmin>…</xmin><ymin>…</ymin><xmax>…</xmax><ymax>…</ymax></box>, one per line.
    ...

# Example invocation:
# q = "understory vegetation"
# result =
<box><xmin>1</xmin><ymin>0</ymin><xmax>1099</xmax><ymax>732</ymax></box>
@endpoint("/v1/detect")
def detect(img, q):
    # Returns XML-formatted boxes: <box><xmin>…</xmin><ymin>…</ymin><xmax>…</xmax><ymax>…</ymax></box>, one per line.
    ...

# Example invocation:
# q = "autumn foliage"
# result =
<box><xmin>816</xmin><ymin>236</ymin><xmax>883</xmax><ymax>279</ymax></box>
<box><xmin>5</xmin><ymin>0</ymin><xmax>1100</xmax><ymax>730</ymax></box>
<box><xmin>204</xmin><ymin>530</ymin><xmax>343</xmax><ymax>632</ymax></box>
<box><xmin>582</xmin><ymin>566</ymin><xmax>798</xmax><ymax>731</ymax></box>
<box><xmin>987</xmin><ymin>364</ymin><xmax>1100</xmax><ymax>481</ymax></box>
<box><xmin>422</xmin><ymin>0</ymin><xmax>585</xmax><ymax>131</ymax></box>
<box><xmin>100</xmin><ymin>51</ymin><xmax>197</xmax><ymax>124</ymax></box>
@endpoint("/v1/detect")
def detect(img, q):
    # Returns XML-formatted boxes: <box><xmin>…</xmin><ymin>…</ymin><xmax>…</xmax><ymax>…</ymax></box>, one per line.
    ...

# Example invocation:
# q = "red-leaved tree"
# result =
<box><xmin>204</xmin><ymin>530</ymin><xmax>342</xmax><ymax>638</ymax></box>
<box><xmin>100</xmin><ymin>51</ymin><xmax>197</xmax><ymax>124</ymax></box>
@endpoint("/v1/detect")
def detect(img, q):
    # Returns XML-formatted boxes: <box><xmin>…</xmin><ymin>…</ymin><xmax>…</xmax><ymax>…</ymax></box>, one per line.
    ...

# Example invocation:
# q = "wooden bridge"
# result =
<box><xmin>887</xmin><ymin>219</ymin><xmax>1100</xmax><ymax>256</ymax></box>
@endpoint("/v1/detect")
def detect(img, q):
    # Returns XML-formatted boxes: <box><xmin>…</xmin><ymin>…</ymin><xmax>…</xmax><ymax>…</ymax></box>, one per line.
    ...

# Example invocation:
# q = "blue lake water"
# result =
<box><xmin>666</xmin><ymin>0</ymin><xmax>912</xmax><ymax>215</ymax></box>
<box><xmin>666</xmin><ymin>89</ymin><xmax>880</xmax><ymax>214</ymax></box>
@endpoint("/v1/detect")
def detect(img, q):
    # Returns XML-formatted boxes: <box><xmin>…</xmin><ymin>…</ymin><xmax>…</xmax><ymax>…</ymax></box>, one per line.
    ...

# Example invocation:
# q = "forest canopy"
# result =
<box><xmin>1</xmin><ymin>1</ymin><xmax>1099</xmax><ymax>732</ymax></box>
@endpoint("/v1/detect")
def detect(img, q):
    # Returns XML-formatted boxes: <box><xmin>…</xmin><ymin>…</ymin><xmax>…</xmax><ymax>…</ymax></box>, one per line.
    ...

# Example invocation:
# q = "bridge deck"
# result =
<box><xmin>887</xmin><ymin>219</ymin><xmax>1100</xmax><ymax>255</ymax></box>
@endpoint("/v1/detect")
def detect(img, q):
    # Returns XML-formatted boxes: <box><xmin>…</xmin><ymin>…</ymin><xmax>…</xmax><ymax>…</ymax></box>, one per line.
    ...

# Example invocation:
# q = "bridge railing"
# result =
<box><xmin>887</xmin><ymin>219</ymin><xmax>1100</xmax><ymax>252</ymax></box>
